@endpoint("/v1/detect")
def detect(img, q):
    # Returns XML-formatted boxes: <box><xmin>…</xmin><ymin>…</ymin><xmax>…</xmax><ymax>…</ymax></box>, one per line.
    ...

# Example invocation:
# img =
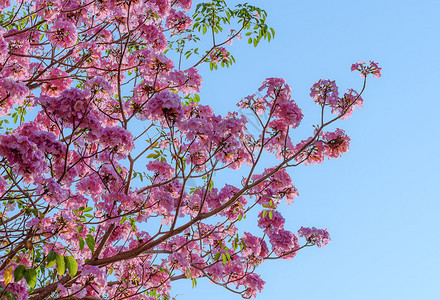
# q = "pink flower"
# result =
<box><xmin>251</xmin><ymin>168</ymin><xmax>298</xmax><ymax>206</ymax></box>
<box><xmin>369</xmin><ymin>61</ymin><xmax>382</xmax><ymax>78</ymax></box>
<box><xmin>35</xmin><ymin>0</ymin><xmax>62</xmax><ymax>20</ymax></box>
<box><xmin>47</xmin><ymin>20</ymin><xmax>78</xmax><ymax>48</ymax></box>
<box><xmin>139</xmin><ymin>24</ymin><xmax>168</xmax><ymax>51</ymax></box>
<box><xmin>76</xmin><ymin>174</ymin><xmax>103</xmax><ymax>201</ymax></box>
<box><xmin>210</xmin><ymin>47</ymin><xmax>229</xmax><ymax>65</ymax></box>
<box><xmin>293</xmin><ymin>138</ymin><xmax>326</xmax><ymax>166</ymax></box>
<box><xmin>41</xmin><ymin>68</ymin><xmax>72</xmax><ymax>96</ymax></box>
<box><xmin>0</xmin><ymin>28</ymin><xmax>8</xmax><ymax>63</ymax></box>
<box><xmin>175</xmin><ymin>0</ymin><xmax>192</xmax><ymax>11</ymax></box>
<box><xmin>298</xmin><ymin>227</ymin><xmax>331</xmax><ymax>247</ymax></box>
<box><xmin>38</xmin><ymin>88</ymin><xmax>92</xmax><ymax>128</ymax></box>
<box><xmin>37</xmin><ymin>178</ymin><xmax>69</xmax><ymax>205</ymax></box>
<box><xmin>144</xmin><ymin>91</ymin><xmax>184</xmax><ymax>126</ymax></box>
<box><xmin>182</xmin><ymin>67</ymin><xmax>202</xmax><ymax>94</ymax></box>
<box><xmin>310</xmin><ymin>79</ymin><xmax>339</xmax><ymax>106</ymax></box>
<box><xmin>0</xmin><ymin>77</ymin><xmax>29</xmax><ymax>117</ymax></box>
<box><xmin>351</xmin><ymin>61</ymin><xmax>382</xmax><ymax>78</ymax></box>
<box><xmin>258</xmin><ymin>210</ymin><xmax>285</xmax><ymax>233</ymax></box>
<box><xmin>331</xmin><ymin>89</ymin><xmax>364</xmax><ymax>119</ymax></box>
<box><xmin>100</xmin><ymin>126</ymin><xmax>134</xmax><ymax>157</ymax></box>
<box><xmin>268</xmin><ymin>229</ymin><xmax>300</xmax><ymax>259</ymax></box>
<box><xmin>0</xmin><ymin>134</ymin><xmax>47</xmax><ymax>183</ymax></box>
<box><xmin>322</xmin><ymin>128</ymin><xmax>350</xmax><ymax>159</ymax></box>
<box><xmin>243</xmin><ymin>273</ymin><xmax>265</xmax><ymax>298</ymax></box>
<box><xmin>241</xmin><ymin>232</ymin><xmax>268</xmax><ymax>262</ymax></box>
<box><xmin>81</xmin><ymin>265</ymin><xmax>107</xmax><ymax>295</ymax></box>
<box><xmin>273</xmin><ymin>97</ymin><xmax>303</xmax><ymax>129</ymax></box>
<box><xmin>166</xmin><ymin>10</ymin><xmax>193</xmax><ymax>32</ymax></box>
<box><xmin>147</xmin><ymin>161</ymin><xmax>175</xmax><ymax>179</ymax></box>
<box><xmin>0</xmin><ymin>176</ymin><xmax>7</xmax><ymax>195</ymax></box>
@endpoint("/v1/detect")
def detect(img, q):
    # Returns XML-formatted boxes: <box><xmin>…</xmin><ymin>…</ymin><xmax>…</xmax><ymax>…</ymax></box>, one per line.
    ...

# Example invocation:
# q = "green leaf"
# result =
<box><xmin>214</xmin><ymin>252</ymin><xmax>221</xmax><ymax>260</ymax></box>
<box><xmin>23</xmin><ymin>268</ymin><xmax>37</xmax><ymax>288</ymax></box>
<box><xmin>79</xmin><ymin>236</ymin><xmax>85</xmax><ymax>251</ymax></box>
<box><xmin>222</xmin><ymin>253</ymin><xmax>227</xmax><ymax>265</ymax></box>
<box><xmin>225</xmin><ymin>252</ymin><xmax>231</xmax><ymax>262</ymax></box>
<box><xmin>129</xmin><ymin>218</ymin><xmax>136</xmax><ymax>231</ymax></box>
<box><xmin>269</xmin><ymin>210</ymin><xmax>273</xmax><ymax>219</ymax></box>
<box><xmin>77</xmin><ymin>225</ymin><xmax>83</xmax><ymax>232</ymax></box>
<box><xmin>65</xmin><ymin>256</ymin><xmax>78</xmax><ymax>276</ymax></box>
<box><xmin>86</xmin><ymin>234</ymin><xmax>95</xmax><ymax>254</ymax></box>
<box><xmin>82</xmin><ymin>207</ymin><xmax>93</xmax><ymax>212</ymax></box>
<box><xmin>14</xmin><ymin>265</ymin><xmax>26</xmax><ymax>282</ymax></box>
<box><xmin>262</xmin><ymin>210</ymin><xmax>267</xmax><ymax>218</ymax></box>
<box><xmin>56</xmin><ymin>254</ymin><xmax>65</xmax><ymax>275</ymax></box>
<box><xmin>46</xmin><ymin>251</ymin><xmax>57</xmax><ymax>268</ymax></box>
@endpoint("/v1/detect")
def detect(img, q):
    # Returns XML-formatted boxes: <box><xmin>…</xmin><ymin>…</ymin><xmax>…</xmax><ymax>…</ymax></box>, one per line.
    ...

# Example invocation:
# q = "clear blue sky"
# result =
<box><xmin>172</xmin><ymin>0</ymin><xmax>440</xmax><ymax>299</ymax></box>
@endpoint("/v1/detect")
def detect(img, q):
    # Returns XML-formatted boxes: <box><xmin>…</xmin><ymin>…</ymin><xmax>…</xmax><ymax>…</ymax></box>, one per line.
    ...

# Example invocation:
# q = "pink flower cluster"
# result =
<box><xmin>143</xmin><ymin>91</ymin><xmax>184</xmax><ymax>126</ymax></box>
<box><xmin>41</xmin><ymin>68</ymin><xmax>72</xmax><ymax>96</ymax></box>
<box><xmin>0</xmin><ymin>77</ymin><xmax>29</xmax><ymax>117</ymax></box>
<box><xmin>310</xmin><ymin>79</ymin><xmax>339</xmax><ymax>106</ymax></box>
<box><xmin>147</xmin><ymin>160</ymin><xmax>175</xmax><ymax>179</ymax></box>
<box><xmin>351</xmin><ymin>60</ymin><xmax>382</xmax><ymax>78</ymax></box>
<box><xmin>294</xmin><ymin>128</ymin><xmax>351</xmax><ymax>165</ymax></box>
<box><xmin>250</xmin><ymin>167</ymin><xmax>299</xmax><ymax>206</ymax></box>
<box><xmin>47</xmin><ymin>19</ymin><xmax>78</xmax><ymax>48</ymax></box>
<box><xmin>0</xmin><ymin>134</ymin><xmax>47</xmax><ymax>183</ymax></box>
<box><xmin>298</xmin><ymin>227</ymin><xmax>331</xmax><ymax>247</ymax></box>
<box><xmin>210</xmin><ymin>47</ymin><xmax>229</xmax><ymax>65</ymax></box>
<box><xmin>166</xmin><ymin>10</ymin><xmax>193</xmax><ymax>32</ymax></box>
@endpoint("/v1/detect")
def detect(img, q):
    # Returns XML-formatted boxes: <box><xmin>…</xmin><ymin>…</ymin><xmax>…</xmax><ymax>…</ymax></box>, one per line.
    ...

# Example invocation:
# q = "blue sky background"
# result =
<box><xmin>172</xmin><ymin>0</ymin><xmax>440</xmax><ymax>299</ymax></box>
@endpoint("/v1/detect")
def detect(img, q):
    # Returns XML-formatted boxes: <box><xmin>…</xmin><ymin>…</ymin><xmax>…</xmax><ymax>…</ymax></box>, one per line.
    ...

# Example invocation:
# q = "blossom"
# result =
<box><xmin>100</xmin><ymin>126</ymin><xmax>134</xmax><ymax>157</ymax></box>
<box><xmin>351</xmin><ymin>60</ymin><xmax>382</xmax><ymax>78</ymax></box>
<box><xmin>139</xmin><ymin>24</ymin><xmax>167</xmax><ymax>51</ymax></box>
<box><xmin>250</xmin><ymin>168</ymin><xmax>298</xmax><ymax>206</ymax></box>
<box><xmin>241</xmin><ymin>273</ymin><xmax>265</xmax><ymax>299</ymax></box>
<box><xmin>298</xmin><ymin>227</ymin><xmax>331</xmax><ymax>247</ymax></box>
<box><xmin>322</xmin><ymin>128</ymin><xmax>350</xmax><ymax>159</ymax></box>
<box><xmin>293</xmin><ymin>138</ymin><xmax>326</xmax><ymax>165</ymax></box>
<box><xmin>0</xmin><ymin>0</ymin><xmax>10</xmax><ymax>10</ymax></box>
<box><xmin>41</xmin><ymin>68</ymin><xmax>72</xmax><ymax>96</ymax></box>
<box><xmin>257</xmin><ymin>210</ymin><xmax>285</xmax><ymax>233</ymax></box>
<box><xmin>331</xmin><ymin>89</ymin><xmax>364</xmax><ymax>119</ymax></box>
<box><xmin>147</xmin><ymin>161</ymin><xmax>175</xmax><ymax>179</ymax></box>
<box><xmin>210</xmin><ymin>47</ymin><xmax>229</xmax><ymax>65</ymax></box>
<box><xmin>0</xmin><ymin>134</ymin><xmax>47</xmax><ymax>183</ymax></box>
<box><xmin>175</xmin><ymin>0</ymin><xmax>192</xmax><ymax>11</ymax></box>
<box><xmin>38</xmin><ymin>88</ymin><xmax>92</xmax><ymax>127</ymax></box>
<box><xmin>0</xmin><ymin>176</ymin><xmax>7</xmax><ymax>195</ymax></box>
<box><xmin>47</xmin><ymin>20</ymin><xmax>78</xmax><ymax>48</ymax></box>
<box><xmin>268</xmin><ymin>229</ymin><xmax>300</xmax><ymax>259</ymax></box>
<box><xmin>310</xmin><ymin>79</ymin><xmax>339</xmax><ymax>106</ymax></box>
<box><xmin>0</xmin><ymin>77</ymin><xmax>29</xmax><ymax>117</ymax></box>
<box><xmin>81</xmin><ymin>265</ymin><xmax>107</xmax><ymax>295</ymax></box>
<box><xmin>166</xmin><ymin>10</ymin><xmax>193</xmax><ymax>32</ymax></box>
<box><xmin>143</xmin><ymin>91</ymin><xmax>184</xmax><ymax>126</ymax></box>
<box><xmin>241</xmin><ymin>232</ymin><xmax>268</xmax><ymax>262</ymax></box>
<box><xmin>35</xmin><ymin>0</ymin><xmax>62</xmax><ymax>20</ymax></box>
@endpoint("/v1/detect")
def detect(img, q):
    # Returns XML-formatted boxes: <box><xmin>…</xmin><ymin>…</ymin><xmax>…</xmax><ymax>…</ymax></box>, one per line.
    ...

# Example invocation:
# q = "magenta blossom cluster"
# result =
<box><xmin>298</xmin><ymin>227</ymin><xmax>331</xmax><ymax>248</ymax></box>
<box><xmin>352</xmin><ymin>60</ymin><xmax>382</xmax><ymax>78</ymax></box>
